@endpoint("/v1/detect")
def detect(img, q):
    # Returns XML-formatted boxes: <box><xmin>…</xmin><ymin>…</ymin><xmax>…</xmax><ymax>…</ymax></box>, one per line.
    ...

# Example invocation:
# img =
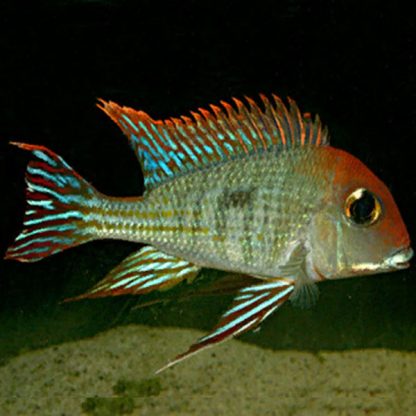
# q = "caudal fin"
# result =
<box><xmin>5</xmin><ymin>142</ymin><xmax>99</xmax><ymax>262</ymax></box>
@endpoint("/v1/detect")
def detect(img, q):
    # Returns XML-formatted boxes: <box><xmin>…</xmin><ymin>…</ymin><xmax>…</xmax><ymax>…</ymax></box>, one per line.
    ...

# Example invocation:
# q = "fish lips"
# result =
<box><xmin>386</xmin><ymin>246</ymin><xmax>414</xmax><ymax>270</ymax></box>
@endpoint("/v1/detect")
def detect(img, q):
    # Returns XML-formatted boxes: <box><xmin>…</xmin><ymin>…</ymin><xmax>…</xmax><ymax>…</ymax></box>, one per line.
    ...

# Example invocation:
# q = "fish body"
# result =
<box><xmin>5</xmin><ymin>94</ymin><xmax>412</xmax><ymax>371</ymax></box>
<box><xmin>97</xmin><ymin>148</ymin><xmax>324</xmax><ymax>277</ymax></box>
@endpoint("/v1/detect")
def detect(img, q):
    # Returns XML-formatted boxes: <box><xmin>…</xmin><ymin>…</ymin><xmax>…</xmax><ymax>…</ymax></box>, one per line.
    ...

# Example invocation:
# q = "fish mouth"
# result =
<box><xmin>386</xmin><ymin>247</ymin><xmax>414</xmax><ymax>270</ymax></box>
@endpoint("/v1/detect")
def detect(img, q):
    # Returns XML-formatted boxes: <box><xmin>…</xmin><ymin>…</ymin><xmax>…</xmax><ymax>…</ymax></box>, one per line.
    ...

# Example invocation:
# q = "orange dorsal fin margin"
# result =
<box><xmin>98</xmin><ymin>95</ymin><xmax>329</xmax><ymax>190</ymax></box>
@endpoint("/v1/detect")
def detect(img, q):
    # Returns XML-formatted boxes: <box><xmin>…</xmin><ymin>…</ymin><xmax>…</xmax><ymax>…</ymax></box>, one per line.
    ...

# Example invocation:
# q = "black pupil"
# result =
<box><xmin>350</xmin><ymin>191</ymin><xmax>376</xmax><ymax>224</ymax></box>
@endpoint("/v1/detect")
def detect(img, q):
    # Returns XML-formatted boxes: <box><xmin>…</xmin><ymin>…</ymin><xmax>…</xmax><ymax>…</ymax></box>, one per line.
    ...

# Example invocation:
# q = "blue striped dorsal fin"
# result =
<box><xmin>155</xmin><ymin>277</ymin><xmax>295</xmax><ymax>373</ymax></box>
<box><xmin>65</xmin><ymin>245</ymin><xmax>201</xmax><ymax>301</ymax></box>
<box><xmin>98</xmin><ymin>95</ymin><xmax>329</xmax><ymax>191</ymax></box>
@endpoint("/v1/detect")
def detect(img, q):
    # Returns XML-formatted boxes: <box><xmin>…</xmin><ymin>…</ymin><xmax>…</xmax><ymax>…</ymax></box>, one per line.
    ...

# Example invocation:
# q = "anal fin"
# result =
<box><xmin>156</xmin><ymin>277</ymin><xmax>295</xmax><ymax>373</ymax></box>
<box><xmin>65</xmin><ymin>246</ymin><xmax>200</xmax><ymax>301</ymax></box>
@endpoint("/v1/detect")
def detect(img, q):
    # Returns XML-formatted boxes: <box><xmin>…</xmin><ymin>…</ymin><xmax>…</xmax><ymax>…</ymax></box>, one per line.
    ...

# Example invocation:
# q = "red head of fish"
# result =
<box><xmin>308</xmin><ymin>147</ymin><xmax>412</xmax><ymax>279</ymax></box>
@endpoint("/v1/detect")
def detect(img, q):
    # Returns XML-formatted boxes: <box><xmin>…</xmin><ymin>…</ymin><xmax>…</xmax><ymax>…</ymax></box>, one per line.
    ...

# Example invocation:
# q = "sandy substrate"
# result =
<box><xmin>0</xmin><ymin>324</ymin><xmax>415</xmax><ymax>416</ymax></box>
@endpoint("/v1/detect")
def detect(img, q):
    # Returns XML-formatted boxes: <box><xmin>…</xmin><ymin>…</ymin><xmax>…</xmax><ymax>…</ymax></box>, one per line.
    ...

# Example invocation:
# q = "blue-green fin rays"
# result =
<box><xmin>97</xmin><ymin>95</ymin><xmax>329</xmax><ymax>191</ymax></box>
<box><xmin>155</xmin><ymin>277</ymin><xmax>295</xmax><ymax>373</ymax></box>
<box><xmin>5</xmin><ymin>142</ymin><xmax>98</xmax><ymax>262</ymax></box>
<box><xmin>65</xmin><ymin>246</ymin><xmax>201</xmax><ymax>301</ymax></box>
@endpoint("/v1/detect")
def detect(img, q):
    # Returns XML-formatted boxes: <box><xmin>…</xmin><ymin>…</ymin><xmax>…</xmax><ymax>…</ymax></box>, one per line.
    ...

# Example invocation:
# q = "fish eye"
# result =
<box><xmin>344</xmin><ymin>188</ymin><xmax>382</xmax><ymax>226</ymax></box>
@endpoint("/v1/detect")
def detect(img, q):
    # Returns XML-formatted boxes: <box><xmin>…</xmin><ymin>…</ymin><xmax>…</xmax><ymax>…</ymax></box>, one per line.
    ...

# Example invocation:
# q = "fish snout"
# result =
<box><xmin>386</xmin><ymin>247</ymin><xmax>414</xmax><ymax>270</ymax></box>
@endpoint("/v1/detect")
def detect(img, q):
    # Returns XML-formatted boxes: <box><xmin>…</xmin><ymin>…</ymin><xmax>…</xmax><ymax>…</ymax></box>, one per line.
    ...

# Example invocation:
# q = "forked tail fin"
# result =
<box><xmin>5</xmin><ymin>142</ymin><xmax>99</xmax><ymax>262</ymax></box>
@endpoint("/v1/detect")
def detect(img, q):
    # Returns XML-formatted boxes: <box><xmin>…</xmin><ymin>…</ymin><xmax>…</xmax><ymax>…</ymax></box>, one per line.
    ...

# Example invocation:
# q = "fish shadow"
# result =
<box><xmin>1</xmin><ymin>243</ymin><xmax>415</xmax><ymax>363</ymax></box>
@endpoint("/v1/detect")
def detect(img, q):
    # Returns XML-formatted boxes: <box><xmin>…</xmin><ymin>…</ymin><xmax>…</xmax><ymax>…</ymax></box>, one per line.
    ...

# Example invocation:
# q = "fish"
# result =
<box><xmin>5</xmin><ymin>94</ymin><xmax>413</xmax><ymax>372</ymax></box>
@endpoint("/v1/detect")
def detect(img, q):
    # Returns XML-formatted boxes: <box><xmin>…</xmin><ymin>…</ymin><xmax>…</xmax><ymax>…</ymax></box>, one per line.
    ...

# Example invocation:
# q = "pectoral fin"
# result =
<box><xmin>65</xmin><ymin>246</ymin><xmax>200</xmax><ymax>301</ymax></box>
<box><xmin>289</xmin><ymin>279</ymin><xmax>320</xmax><ymax>309</ymax></box>
<box><xmin>278</xmin><ymin>242</ymin><xmax>320</xmax><ymax>309</ymax></box>
<box><xmin>156</xmin><ymin>277</ymin><xmax>295</xmax><ymax>373</ymax></box>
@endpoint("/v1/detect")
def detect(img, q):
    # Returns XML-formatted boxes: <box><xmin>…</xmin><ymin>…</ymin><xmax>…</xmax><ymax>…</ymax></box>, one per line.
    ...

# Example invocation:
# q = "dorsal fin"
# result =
<box><xmin>98</xmin><ymin>95</ymin><xmax>329</xmax><ymax>191</ymax></box>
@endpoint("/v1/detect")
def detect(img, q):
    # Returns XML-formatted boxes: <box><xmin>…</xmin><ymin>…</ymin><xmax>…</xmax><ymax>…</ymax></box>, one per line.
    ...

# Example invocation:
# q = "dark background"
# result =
<box><xmin>0</xmin><ymin>1</ymin><xmax>415</xmax><ymax>359</ymax></box>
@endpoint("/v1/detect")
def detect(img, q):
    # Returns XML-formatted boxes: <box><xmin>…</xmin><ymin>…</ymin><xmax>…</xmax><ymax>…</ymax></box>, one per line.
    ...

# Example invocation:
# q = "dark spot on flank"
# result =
<box><xmin>220</xmin><ymin>188</ymin><xmax>256</xmax><ymax>209</ymax></box>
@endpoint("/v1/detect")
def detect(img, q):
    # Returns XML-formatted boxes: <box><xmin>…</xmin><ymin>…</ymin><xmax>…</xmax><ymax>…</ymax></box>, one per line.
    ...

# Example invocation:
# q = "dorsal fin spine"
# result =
<box><xmin>200</xmin><ymin>108</ymin><xmax>232</xmax><ymax>158</ymax></box>
<box><xmin>221</xmin><ymin>101</ymin><xmax>249</xmax><ymax>154</ymax></box>
<box><xmin>149</xmin><ymin>122</ymin><xmax>170</xmax><ymax>152</ymax></box>
<box><xmin>138</xmin><ymin>120</ymin><xmax>164</xmax><ymax>160</ymax></box>
<box><xmin>309</xmin><ymin>115</ymin><xmax>319</xmax><ymax>146</ymax></box>
<box><xmin>315</xmin><ymin>115</ymin><xmax>323</xmax><ymax>146</ymax></box>
<box><xmin>179</xmin><ymin>120</ymin><xmax>206</xmax><ymax>163</ymax></box>
<box><xmin>189</xmin><ymin>111</ymin><xmax>216</xmax><ymax>159</ymax></box>
<box><xmin>246</xmin><ymin>103</ymin><xmax>266</xmax><ymax>150</ymax></box>
<box><xmin>168</xmin><ymin>118</ymin><xmax>189</xmax><ymax>160</ymax></box>
<box><xmin>227</xmin><ymin>99</ymin><xmax>250</xmax><ymax>153</ymax></box>
<box><xmin>158</xmin><ymin>159</ymin><xmax>173</xmax><ymax>176</ymax></box>
<box><xmin>195</xmin><ymin>108</ymin><xmax>222</xmax><ymax>156</ymax></box>
<box><xmin>200</xmin><ymin>106</ymin><xmax>225</xmax><ymax>148</ymax></box>
<box><xmin>287</xmin><ymin>98</ymin><xmax>303</xmax><ymax>145</ymax></box>
<box><xmin>159</xmin><ymin>121</ymin><xmax>179</xmax><ymax>152</ymax></box>
<box><xmin>261</xmin><ymin>95</ymin><xmax>286</xmax><ymax>147</ymax></box>
<box><xmin>181</xmin><ymin>116</ymin><xmax>214</xmax><ymax>160</ymax></box>
<box><xmin>273</xmin><ymin>94</ymin><xmax>294</xmax><ymax>147</ymax></box>
<box><xmin>248</xmin><ymin>96</ymin><xmax>273</xmax><ymax>148</ymax></box>
<box><xmin>174</xmin><ymin>122</ymin><xmax>204</xmax><ymax>162</ymax></box>
<box><xmin>232</xmin><ymin>98</ymin><xmax>256</xmax><ymax>153</ymax></box>
<box><xmin>121</xmin><ymin>114</ymin><xmax>139</xmax><ymax>132</ymax></box>
<box><xmin>209</xmin><ymin>104</ymin><xmax>227</xmax><ymax>141</ymax></box>
<box><xmin>303</xmin><ymin>112</ymin><xmax>312</xmax><ymax>145</ymax></box>
<box><xmin>164</xmin><ymin>120</ymin><xmax>187</xmax><ymax>163</ymax></box>
<box><xmin>298</xmin><ymin>106</ymin><xmax>306</xmax><ymax>145</ymax></box>
<box><xmin>170</xmin><ymin>119</ymin><xmax>200</xmax><ymax>164</ymax></box>
<box><xmin>218</xmin><ymin>102</ymin><xmax>237</xmax><ymax>145</ymax></box>
<box><xmin>207</xmin><ymin>105</ymin><xmax>231</xmax><ymax>155</ymax></box>
<box><xmin>238</xmin><ymin>98</ymin><xmax>266</xmax><ymax>151</ymax></box>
